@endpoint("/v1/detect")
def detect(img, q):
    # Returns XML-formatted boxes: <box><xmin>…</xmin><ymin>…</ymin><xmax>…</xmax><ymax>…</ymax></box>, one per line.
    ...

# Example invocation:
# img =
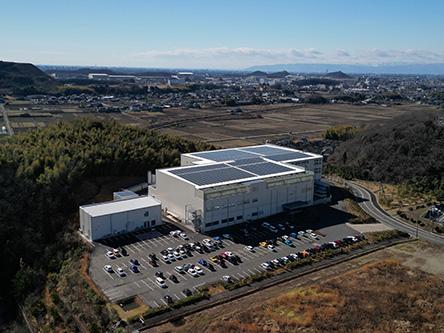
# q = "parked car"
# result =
<box><xmin>155</xmin><ymin>271</ymin><xmax>164</xmax><ymax>278</ymax></box>
<box><xmin>269</xmin><ymin>226</ymin><xmax>278</xmax><ymax>233</ymax></box>
<box><xmin>169</xmin><ymin>274</ymin><xmax>179</xmax><ymax>283</ymax></box>
<box><xmin>277</xmin><ymin>223</ymin><xmax>285</xmax><ymax>231</ymax></box>
<box><xmin>175</xmin><ymin>265</ymin><xmax>184</xmax><ymax>273</ymax></box>
<box><xmin>129</xmin><ymin>264</ymin><xmax>139</xmax><ymax>273</ymax></box>
<box><xmin>188</xmin><ymin>268</ymin><xmax>198</xmax><ymax>277</ymax></box>
<box><xmin>221</xmin><ymin>275</ymin><xmax>232</xmax><ymax>283</ymax></box>
<box><xmin>156</xmin><ymin>277</ymin><xmax>166</xmax><ymax>288</ymax></box>
<box><xmin>119</xmin><ymin>247</ymin><xmax>128</xmax><ymax>256</ymax></box>
<box><xmin>194</xmin><ymin>265</ymin><xmax>204</xmax><ymax>275</ymax></box>
<box><xmin>198</xmin><ymin>258</ymin><xmax>208</xmax><ymax>266</ymax></box>
<box><xmin>104</xmin><ymin>265</ymin><xmax>113</xmax><ymax>273</ymax></box>
<box><xmin>182</xmin><ymin>288</ymin><xmax>192</xmax><ymax>296</ymax></box>
<box><xmin>179</xmin><ymin>232</ymin><xmax>189</xmax><ymax>240</ymax></box>
<box><xmin>164</xmin><ymin>295</ymin><xmax>173</xmax><ymax>304</ymax></box>
<box><xmin>261</xmin><ymin>262</ymin><xmax>272</xmax><ymax>270</ymax></box>
<box><xmin>245</xmin><ymin>245</ymin><xmax>255</xmax><ymax>252</ymax></box>
<box><xmin>106</xmin><ymin>250</ymin><xmax>116</xmax><ymax>259</ymax></box>
<box><xmin>116</xmin><ymin>267</ymin><xmax>126</xmax><ymax>277</ymax></box>
<box><xmin>130</xmin><ymin>258</ymin><xmax>139</xmax><ymax>265</ymax></box>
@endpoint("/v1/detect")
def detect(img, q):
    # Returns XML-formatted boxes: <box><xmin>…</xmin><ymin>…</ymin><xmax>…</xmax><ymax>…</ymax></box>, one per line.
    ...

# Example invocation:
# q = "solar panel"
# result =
<box><xmin>179</xmin><ymin>167</ymin><xmax>255</xmax><ymax>186</ymax></box>
<box><xmin>239</xmin><ymin>162</ymin><xmax>294</xmax><ymax>176</ymax></box>
<box><xmin>241</xmin><ymin>146</ymin><xmax>290</xmax><ymax>156</ymax></box>
<box><xmin>169</xmin><ymin>164</ymin><xmax>229</xmax><ymax>176</ymax></box>
<box><xmin>192</xmin><ymin>149</ymin><xmax>257</xmax><ymax>162</ymax></box>
<box><xmin>266</xmin><ymin>152</ymin><xmax>312</xmax><ymax>162</ymax></box>
<box><xmin>228</xmin><ymin>157</ymin><xmax>264</xmax><ymax>166</ymax></box>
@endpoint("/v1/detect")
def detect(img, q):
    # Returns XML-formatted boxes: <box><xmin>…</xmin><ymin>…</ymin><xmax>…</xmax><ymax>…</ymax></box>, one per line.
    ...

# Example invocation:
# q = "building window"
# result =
<box><xmin>221</xmin><ymin>218</ymin><xmax>228</xmax><ymax>223</ymax></box>
<box><xmin>252</xmin><ymin>198</ymin><xmax>258</xmax><ymax>203</ymax></box>
<box><xmin>144</xmin><ymin>211</ymin><xmax>150</xmax><ymax>217</ymax></box>
<box><xmin>205</xmin><ymin>221</ymin><xmax>219</xmax><ymax>227</ymax></box>
<box><xmin>228</xmin><ymin>217</ymin><xmax>234</xmax><ymax>222</ymax></box>
<box><xmin>151</xmin><ymin>220</ymin><xmax>156</xmax><ymax>226</ymax></box>
<box><xmin>237</xmin><ymin>215</ymin><xmax>243</xmax><ymax>220</ymax></box>
<box><xmin>251</xmin><ymin>212</ymin><xmax>258</xmax><ymax>217</ymax></box>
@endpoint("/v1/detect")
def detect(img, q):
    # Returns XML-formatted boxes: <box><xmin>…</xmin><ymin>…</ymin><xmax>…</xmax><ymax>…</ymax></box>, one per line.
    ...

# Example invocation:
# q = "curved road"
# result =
<box><xmin>347</xmin><ymin>181</ymin><xmax>444</xmax><ymax>245</ymax></box>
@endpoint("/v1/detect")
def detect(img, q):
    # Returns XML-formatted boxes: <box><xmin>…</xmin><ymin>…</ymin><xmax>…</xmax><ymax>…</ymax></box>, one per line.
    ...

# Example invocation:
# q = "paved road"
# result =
<box><xmin>0</xmin><ymin>104</ymin><xmax>14</xmax><ymax>135</ymax></box>
<box><xmin>348</xmin><ymin>181</ymin><xmax>444</xmax><ymax>245</ymax></box>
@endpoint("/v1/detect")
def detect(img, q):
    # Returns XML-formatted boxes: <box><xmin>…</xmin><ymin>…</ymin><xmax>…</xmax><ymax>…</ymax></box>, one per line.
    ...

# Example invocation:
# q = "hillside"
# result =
<box><xmin>324</xmin><ymin>71</ymin><xmax>351</xmax><ymax>79</ymax></box>
<box><xmin>0</xmin><ymin>60</ymin><xmax>56</xmax><ymax>94</ymax></box>
<box><xmin>328</xmin><ymin>110</ymin><xmax>444</xmax><ymax>199</ymax></box>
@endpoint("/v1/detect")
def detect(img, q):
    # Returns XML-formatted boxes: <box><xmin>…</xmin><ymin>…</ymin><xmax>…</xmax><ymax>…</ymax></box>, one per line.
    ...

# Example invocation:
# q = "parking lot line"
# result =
<box><xmin>141</xmin><ymin>279</ymin><xmax>154</xmax><ymax>291</ymax></box>
<box><xmin>152</xmin><ymin>300</ymin><xmax>160</xmax><ymax>307</ymax></box>
<box><xmin>237</xmin><ymin>272</ymin><xmax>245</xmax><ymax>279</ymax></box>
<box><xmin>174</xmin><ymin>293</ymin><xmax>180</xmax><ymax>300</ymax></box>
<box><xmin>160</xmin><ymin>298</ymin><xmax>168</xmax><ymax>306</ymax></box>
<box><xmin>104</xmin><ymin>270</ymin><xmax>115</xmax><ymax>280</ymax></box>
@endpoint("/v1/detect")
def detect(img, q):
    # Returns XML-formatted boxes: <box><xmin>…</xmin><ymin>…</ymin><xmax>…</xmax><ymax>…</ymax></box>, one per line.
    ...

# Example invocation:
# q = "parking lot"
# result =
<box><xmin>89</xmin><ymin>217</ymin><xmax>358</xmax><ymax>308</ymax></box>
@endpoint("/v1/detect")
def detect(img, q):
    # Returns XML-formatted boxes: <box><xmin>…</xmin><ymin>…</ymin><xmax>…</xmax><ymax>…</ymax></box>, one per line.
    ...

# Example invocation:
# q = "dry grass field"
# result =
<box><xmin>6</xmin><ymin>102</ymin><xmax>435</xmax><ymax>145</ymax></box>
<box><xmin>150</xmin><ymin>241</ymin><xmax>444</xmax><ymax>333</ymax></box>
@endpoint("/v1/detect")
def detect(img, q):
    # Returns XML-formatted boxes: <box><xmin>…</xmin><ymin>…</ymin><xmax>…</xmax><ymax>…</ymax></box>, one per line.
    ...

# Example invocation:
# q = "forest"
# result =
<box><xmin>328</xmin><ymin>110</ymin><xmax>444</xmax><ymax>199</ymax></box>
<box><xmin>0</xmin><ymin>119</ymin><xmax>210</xmax><ymax>325</ymax></box>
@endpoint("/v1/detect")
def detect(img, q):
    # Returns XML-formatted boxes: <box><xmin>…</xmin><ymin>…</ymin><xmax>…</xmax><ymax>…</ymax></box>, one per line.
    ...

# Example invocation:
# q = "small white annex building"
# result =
<box><xmin>79</xmin><ymin>196</ymin><xmax>162</xmax><ymax>241</ymax></box>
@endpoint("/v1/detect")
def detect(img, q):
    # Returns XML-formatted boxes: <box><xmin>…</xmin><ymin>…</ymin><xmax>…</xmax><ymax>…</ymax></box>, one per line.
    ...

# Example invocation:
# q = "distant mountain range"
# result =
<box><xmin>246</xmin><ymin>63</ymin><xmax>444</xmax><ymax>75</ymax></box>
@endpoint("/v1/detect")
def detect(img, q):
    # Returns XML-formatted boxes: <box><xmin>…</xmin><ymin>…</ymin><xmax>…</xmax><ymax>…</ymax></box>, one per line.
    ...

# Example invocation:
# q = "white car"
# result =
<box><xmin>305</xmin><ymin>229</ymin><xmax>313</xmax><ymax>234</ymax></box>
<box><xmin>188</xmin><ymin>268</ymin><xmax>198</xmax><ymax>277</ymax></box>
<box><xmin>179</xmin><ymin>232</ymin><xmax>189</xmax><ymax>240</ymax></box>
<box><xmin>105</xmin><ymin>250</ymin><xmax>115</xmax><ymax>259</ymax></box>
<box><xmin>310</xmin><ymin>232</ymin><xmax>319</xmax><ymax>240</ymax></box>
<box><xmin>104</xmin><ymin>265</ymin><xmax>113</xmax><ymax>273</ymax></box>
<box><xmin>289</xmin><ymin>253</ymin><xmax>299</xmax><ymax>260</ymax></box>
<box><xmin>170</xmin><ymin>230</ymin><xmax>181</xmax><ymax>237</ymax></box>
<box><xmin>245</xmin><ymin>245</ymin><xmax>254</xmax><ymax>252</ymax></box>
<box><xmin>282</xmin><ymin>235</ymin><xmax>290</xmax><ymax>240</ymax></box>
<box><xmin>162</xmin><ymin>255</ymin><xmax>170</xmax><ymax>263</ymax></box>
<box><xmin>168</xmin><ymin>253</ymin><xmax>176</xmax><ymax>262</ymax></box>
<box><xmin>156</xmin><ymin>277</ymin><xmax>166</xmax><ymax>288</ymax></box>
<box><xmin>179</xmin><ymin>250</ymin><xmax>187</xmax><ymax>258</ymax></box>
<box><xmin>116</xmin><ymin>267</ymin><xmax>126</xmax><ymax>277</ymax></box>
<box><xmin>297</xmin><ymin>231</ymin><xmax>305</xmax><ymax>236</ymax></box>
<box><xmin>175</xmin><ymin>265</ymin><xmax>184</xmax><ymax>273</ymax></box>
<box><xmin>261</xmin><ymin>262</ymin><xmax>272</xmax><ymax>270</ymax></box>
<box><xmin>221</xmin><ymin>275</ymin><xmax>232</xmax><ymax>282</ymax></box>
<box><xmin>329</xmin><ymin>241</ymin><xmax>339</xmax><ymax>248</ymax></box>
<box><xmin>271</xmin><ymin>259</ymin><xmax>281</xmax><ymax>266</ymax></box>
<box><xmin>280</xmin><ymin>256</ymin><xmax>290</xmax><ymax>264</ymax></box>
<box><xmin>194</xmin><ymin>265</ymin><xmax>204</xmax><ymax>275</ymax></box>
<box><xmin>202</xmin><ymin>238</ymin><xmax>212</xmax><ymax>245</ymax></box>
<box><xmin>167</xmin><ymin>247</ymin><xmax>174</xmax><ymax>253</ymax></box>
<box><xmin>173</xmin><ymin>251</ymin><xmax>182</xmax><ymax>260</ymax></box>
<box><xmin>267</xmin><ymin>244</ymin><xmax>275</xmax><ymax>251</ymax></box>
<box><xmin>113</xmin><ymin>248</ymin><xmax>120</xmax><ymax>256</ymax></box>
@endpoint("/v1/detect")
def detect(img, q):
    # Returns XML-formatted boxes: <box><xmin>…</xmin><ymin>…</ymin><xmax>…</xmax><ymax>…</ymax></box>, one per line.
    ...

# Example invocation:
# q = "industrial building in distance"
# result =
<box><xmin>149</xmin><ymin>144</ymin><xmax>329</xmax><ymax>232</ymax></box>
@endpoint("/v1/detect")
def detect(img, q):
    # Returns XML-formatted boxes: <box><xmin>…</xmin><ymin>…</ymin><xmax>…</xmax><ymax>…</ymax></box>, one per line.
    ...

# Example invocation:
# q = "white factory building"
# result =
<box><xmin>149</xmin><ymin>144</ymin><xmax>327</xmax><ymax>232</ymax></box>
<box><xmin>79</xmin><ymin>196</ymin><xmax>162</xmax><ymax>241</ymax></box>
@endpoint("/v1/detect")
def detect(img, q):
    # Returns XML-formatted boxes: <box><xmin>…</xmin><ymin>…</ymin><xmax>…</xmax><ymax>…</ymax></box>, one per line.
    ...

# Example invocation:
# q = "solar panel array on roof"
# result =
<box><xmin>240</xmin><ymin>162</ymin><xmax>293</xmax><ymax>176</ymax></box>
<box><xmin>241</xmin><ymin>146</ymin><xmax>290</xmax><ymax>156</ymax></box>
<box><xmin>228</xmin><ymin>157</ymin><xmax>264</xmax><ymax>166</ymax></box>
<box><xmin>192</xmin><ymin>149</ymin><xmax>256</xmax><ymax>162</ymax></box>
<box><xmin>266</xmin><ymin>151</ymin><xmax>312</xmax><ymax>162</ymax></box>
<box><xmin>169</xmin><ymin>163</ymin><xmax>229</xmax><ymax>176</ymax></box>
<box><xmin>179</xmin><ymin>167</ymin><xmax>255</xmax><ymax>186</ymax></box>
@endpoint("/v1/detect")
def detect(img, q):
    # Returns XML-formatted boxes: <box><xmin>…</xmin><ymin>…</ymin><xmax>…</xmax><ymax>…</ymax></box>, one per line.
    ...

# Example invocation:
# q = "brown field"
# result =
<box><xmin>149</xmin><ymin>103</ymin><xmax>434</xmax><ymax>147</ymax></box>
<box><xmin>150</xmin><ymin>241</ymin><xmax>444</xmax><ymax>333</ymax></box>
<box><xmin>6</xmin><ymin>102</ymin><xmax>436</xmax><ymax>146</ymax></box>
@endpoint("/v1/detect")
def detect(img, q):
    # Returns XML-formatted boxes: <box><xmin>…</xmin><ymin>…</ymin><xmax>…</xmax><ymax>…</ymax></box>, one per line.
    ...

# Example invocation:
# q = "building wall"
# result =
<box><xmin>200</xmin><ymin>173</ymin><xmax>314</xmax><ymax>232</ymax></box>
<box><xmin>149</xmin><ymin>171</ymin><xmax>204</xmax><ymax>225</ymax></box>
<box><xmin>80</xmin><ymin>204</ymin><xmax>162</xmax><ymax>241</ymax></box>
<box><xmin>287</xmin><ymin>157</ymin><xmax>323</xmax><ymax>180</ymax></box>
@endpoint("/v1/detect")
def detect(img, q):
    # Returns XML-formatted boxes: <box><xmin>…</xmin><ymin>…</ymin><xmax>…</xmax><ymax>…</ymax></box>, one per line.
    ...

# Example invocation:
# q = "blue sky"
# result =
<box><xmin>1</xmin><ymin>0</ymin><xmax>444</xmax><ymax>68</ymax></box>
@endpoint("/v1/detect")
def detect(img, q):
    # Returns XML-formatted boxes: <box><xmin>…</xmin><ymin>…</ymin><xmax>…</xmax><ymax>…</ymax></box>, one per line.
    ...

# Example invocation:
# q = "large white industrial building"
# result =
<box><xmin>149</xmin><ymin>144</ymin><xmax>327</xmax><ymax>232</ymax></box>
<box><xmin>79</xmin><ymin>196</ymin><xmax>162</xmax><ymax>241</ymax></box>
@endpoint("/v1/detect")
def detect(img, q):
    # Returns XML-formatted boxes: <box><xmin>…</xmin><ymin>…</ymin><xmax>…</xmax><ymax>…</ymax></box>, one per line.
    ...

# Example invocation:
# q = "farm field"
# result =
<box><xmin>4</xmin><ymin>102</ymin><xmax>435</xmax><ymax>146</ymax></box>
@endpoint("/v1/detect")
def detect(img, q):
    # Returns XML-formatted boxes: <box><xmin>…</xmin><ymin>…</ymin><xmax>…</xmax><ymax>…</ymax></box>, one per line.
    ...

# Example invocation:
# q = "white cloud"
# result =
<box><xmin>126</xmin><ymin>47</ymin><xmax>444</xmax><ymax>68</ymax></box>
